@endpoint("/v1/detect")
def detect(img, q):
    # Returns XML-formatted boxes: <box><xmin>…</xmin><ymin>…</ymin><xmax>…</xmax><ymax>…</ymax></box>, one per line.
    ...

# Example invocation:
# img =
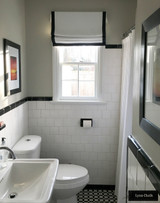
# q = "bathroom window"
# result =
<box><xmin>53</xmin><ymin>46</ymin><xmax>101</xmax><ymax>101</ymax></box>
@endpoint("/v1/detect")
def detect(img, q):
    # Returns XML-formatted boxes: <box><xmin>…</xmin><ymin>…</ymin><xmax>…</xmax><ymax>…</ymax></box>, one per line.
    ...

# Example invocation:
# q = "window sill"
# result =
<box><xmin>51</xmin><ymin>99</ymin><xmax>106</xmax><ymax>105</ymax></box>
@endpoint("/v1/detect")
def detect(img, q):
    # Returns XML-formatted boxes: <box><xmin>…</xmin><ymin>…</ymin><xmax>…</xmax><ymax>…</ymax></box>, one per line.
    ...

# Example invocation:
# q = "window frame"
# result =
<box><xmin>52</xmin><ymin>46</ymin><xmax>102</xmax><ymax>102</ymax></box>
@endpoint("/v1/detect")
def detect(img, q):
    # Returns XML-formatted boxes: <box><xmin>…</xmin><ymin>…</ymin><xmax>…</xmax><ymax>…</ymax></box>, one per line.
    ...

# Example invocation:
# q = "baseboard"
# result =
<box><xmin>84</xmin><ymin>184</ymin><xmax>115</xmax><ymax>190</ymax></box>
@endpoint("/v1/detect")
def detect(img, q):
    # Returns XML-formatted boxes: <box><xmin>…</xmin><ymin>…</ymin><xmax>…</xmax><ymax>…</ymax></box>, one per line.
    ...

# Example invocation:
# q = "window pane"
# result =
<box><xmin>79</xmin><ymin>81</ymin><xmax>95</xmax><ymax>97</ymax></box>
<box><xmin>79</xmin><ymin>65</ymin><xmax>95</xmax><ymax>80</ymax></box>
<box><xmin>62</xmin><ymin>65</ymin><xmax>78</xmax><ymax>80</ymax></box>
<box><xmin>62</xmin><ymin>81</ymin><xmax>78</xmax><ymax>96</ymax></box>
<box><xmin>58</xmin><ymin>46</ymin><xmax>98</xmax><ymax>62</ymax></box>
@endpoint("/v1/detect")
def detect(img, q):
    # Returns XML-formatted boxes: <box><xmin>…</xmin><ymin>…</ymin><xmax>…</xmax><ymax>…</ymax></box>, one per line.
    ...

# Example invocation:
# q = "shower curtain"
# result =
<box><xmin>115</xmin><ymin>29</ymin><xmax>135</xmax><ymax>203</ymax></box>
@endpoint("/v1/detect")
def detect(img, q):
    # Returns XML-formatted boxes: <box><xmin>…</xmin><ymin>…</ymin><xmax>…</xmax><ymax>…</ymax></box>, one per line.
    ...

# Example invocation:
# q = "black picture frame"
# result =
<box><xmin>140</xmin><ymin>8</ymin><xmax>160</xmax><ymax>145</ymax></box>
<box><xmin>3</xmin><ymin>39</ymin><xmax>21</xmax><ymax>96</ymax></box>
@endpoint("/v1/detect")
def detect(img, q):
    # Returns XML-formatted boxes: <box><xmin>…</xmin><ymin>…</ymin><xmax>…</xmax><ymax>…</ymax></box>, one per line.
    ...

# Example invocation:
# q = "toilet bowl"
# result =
<box><xmin>12</xmin><ymin>135</ymin><xmax>89</xmax><ymax>203</ymax></box>
<box><xmin>52</xmin><ymin>164</ymin><xmax>89</xmax><ymax>203</ymax></box>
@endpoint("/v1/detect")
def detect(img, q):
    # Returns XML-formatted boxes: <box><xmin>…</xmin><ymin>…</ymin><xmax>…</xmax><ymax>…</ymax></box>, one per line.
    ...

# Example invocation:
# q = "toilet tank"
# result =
<box><xmin>12</xmin><ymin>135</ymin><xmax>41</xmax><ymax>158</ymax></box>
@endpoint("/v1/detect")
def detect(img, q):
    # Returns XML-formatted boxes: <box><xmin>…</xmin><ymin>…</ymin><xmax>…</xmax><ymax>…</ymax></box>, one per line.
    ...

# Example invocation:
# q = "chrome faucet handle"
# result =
<box><xmin>0</xmin><ymin>147</ymin><xmax>16</xmax><ymax>159</ymax></box>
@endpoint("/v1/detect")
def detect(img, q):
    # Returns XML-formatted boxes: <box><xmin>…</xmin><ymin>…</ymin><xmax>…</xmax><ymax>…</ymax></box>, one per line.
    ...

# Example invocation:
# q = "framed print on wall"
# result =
<box><xmin>3</xmin><ymin>39</ymin><xmax>21</xmax><ymax>96</ymax></box>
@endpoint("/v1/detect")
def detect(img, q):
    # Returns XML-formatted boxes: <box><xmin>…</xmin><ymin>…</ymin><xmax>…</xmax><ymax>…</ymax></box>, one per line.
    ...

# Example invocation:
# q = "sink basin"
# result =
<box><xmin>0</xmin><ymin>159</ymin><xmax>59</xmax><ymax>203</ymax></box>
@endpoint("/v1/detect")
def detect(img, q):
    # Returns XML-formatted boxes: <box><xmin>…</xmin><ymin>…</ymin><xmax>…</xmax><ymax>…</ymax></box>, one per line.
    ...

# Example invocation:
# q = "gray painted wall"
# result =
<box><xmin>0</xmin><ymin>0</ymin><xmax>27</xmax><ymax>108</ymax></box>
<box><xmin>25</xmin><ymin>0</ymin><xmax>137</xmax><ymax>96</ymax></box>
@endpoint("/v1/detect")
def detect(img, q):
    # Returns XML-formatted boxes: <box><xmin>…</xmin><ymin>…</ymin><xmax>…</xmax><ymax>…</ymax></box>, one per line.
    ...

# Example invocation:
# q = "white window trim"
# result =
<box><xmin>52</xmin><ymin>46</ymin><xmax>103</xmax><ymax>103</ymax></box>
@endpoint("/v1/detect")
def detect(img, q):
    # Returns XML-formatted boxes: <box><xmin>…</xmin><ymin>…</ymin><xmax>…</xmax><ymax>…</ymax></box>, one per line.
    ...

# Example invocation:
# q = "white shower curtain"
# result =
<box><xmin>115</xmin><ymin>29</ymin><xmax>135</xmax><ymax>203</ymax></box>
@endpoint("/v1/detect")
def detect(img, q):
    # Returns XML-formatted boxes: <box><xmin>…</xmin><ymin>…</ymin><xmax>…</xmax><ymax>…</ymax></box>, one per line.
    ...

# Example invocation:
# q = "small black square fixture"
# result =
<box><xmin>80</xmin><ymin>118</ymin><xmax>93</xmax><ymax>127</ymax></box>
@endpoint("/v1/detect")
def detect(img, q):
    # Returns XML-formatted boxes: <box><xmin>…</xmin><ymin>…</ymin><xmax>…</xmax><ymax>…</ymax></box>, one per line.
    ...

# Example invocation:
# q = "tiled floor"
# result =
<box><xmin>77</xmin><ymin>188</ymin><xmax>117</xmax><ymax>203</ymax></box>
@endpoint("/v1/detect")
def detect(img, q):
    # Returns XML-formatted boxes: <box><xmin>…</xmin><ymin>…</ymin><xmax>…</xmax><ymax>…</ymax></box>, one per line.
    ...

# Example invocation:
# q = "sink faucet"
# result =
<box><xmin>0</xmin><ymin>147</ymin><xmax>16</xmax><ymax>159</ymax></box>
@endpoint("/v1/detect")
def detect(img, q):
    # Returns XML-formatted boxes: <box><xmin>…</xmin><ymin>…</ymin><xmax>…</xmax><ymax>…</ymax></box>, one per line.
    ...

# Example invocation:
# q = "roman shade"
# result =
<box><xmin>51</xmin><ymin>11</ymin><xmax>106</xmax><ymax>46</ymax></box>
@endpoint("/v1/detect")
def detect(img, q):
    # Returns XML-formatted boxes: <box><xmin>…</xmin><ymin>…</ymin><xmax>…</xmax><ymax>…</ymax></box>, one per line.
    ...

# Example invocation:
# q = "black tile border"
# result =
<box><xmin>128</xmin><ymin>135</ymin><xmax>160</xmax><ymax>195</ymax></box>
<box><xmin>0</xmin><ymin>97</ymin><xmax>28</xmax><ymax>116</ymax></box>
<box><xmin>84</xmin><ymin>184</ymin><xmax>115</xmax><ymax>190</ymax></box>
<box><xmin>0</xmin><ymin>97</ymin><xmax>53</xmax><ymax>116</ymax></box>
<box><xmin>28</xmin><ymin>97</ymin><xmax>52</xmax><ymax>101</ymax></box>
<box><xmin>105</xmin><ymin>44</ymin><xmax>122</xmax><ymax>49</ymax></box>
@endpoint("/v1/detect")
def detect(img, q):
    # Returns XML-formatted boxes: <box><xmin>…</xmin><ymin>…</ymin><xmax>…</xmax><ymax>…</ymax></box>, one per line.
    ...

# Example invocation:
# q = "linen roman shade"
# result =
<box><xmin>51</xmin><ymin>11</ymin><xmax>106</xmax><ymax>46</ymax></box>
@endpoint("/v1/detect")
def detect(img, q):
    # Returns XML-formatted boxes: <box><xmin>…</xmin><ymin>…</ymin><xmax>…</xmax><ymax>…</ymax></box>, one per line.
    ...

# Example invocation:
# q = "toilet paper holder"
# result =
<box><xmin>80</xmin><ymin>118</ymin><xmax>93</xmax><ymax>128</ymax></box>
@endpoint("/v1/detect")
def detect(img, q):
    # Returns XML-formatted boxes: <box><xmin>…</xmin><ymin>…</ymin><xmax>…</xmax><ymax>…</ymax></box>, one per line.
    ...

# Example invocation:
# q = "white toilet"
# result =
<box><xmin>52</xmin><ymin>164</ymin><xmax>89</xmax><ymax>203</ymax></box>
<box><xmin>12</xmin><ymin>135</ymin><xmax>89</xmax><ymax>203</ymax></box>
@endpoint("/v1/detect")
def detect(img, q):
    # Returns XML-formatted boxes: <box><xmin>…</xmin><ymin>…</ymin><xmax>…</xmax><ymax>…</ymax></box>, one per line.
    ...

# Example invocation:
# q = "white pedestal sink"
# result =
<box><xmin>0</xmin><ymin>159</ymin><xmax>59</xmax><ymax>203</ymax></box>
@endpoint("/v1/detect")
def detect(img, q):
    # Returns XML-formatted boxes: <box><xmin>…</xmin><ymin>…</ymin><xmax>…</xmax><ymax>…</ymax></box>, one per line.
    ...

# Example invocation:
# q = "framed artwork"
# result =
<box><xmin>3</xmin><ymin>39</ymin><xmax>21</xmax><ymax>96</ymax></box>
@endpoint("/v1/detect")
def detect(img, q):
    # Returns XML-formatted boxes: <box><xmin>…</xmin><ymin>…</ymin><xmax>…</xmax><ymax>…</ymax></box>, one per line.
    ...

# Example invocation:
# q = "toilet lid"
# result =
<box><xmin>56</xmin><ymin>164</ymin><xmax>88</xmax><ymax>181</ymax></box>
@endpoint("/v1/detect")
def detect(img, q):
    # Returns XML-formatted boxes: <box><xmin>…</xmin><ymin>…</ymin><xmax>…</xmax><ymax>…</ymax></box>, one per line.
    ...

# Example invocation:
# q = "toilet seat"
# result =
<box><xmin>55</xmin><ymin>164</ymin><xmax>89</xmax><ymax>189</ymax></box>
<box><xmin>57</xmin><ymin>164</ymin><xmax>88</xmax><ymax>181</ymax></box>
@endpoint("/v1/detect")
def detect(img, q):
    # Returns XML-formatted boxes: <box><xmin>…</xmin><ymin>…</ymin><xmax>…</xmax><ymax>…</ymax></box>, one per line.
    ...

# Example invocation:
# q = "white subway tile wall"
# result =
<box><xmin>28</xmin><ymin>49</ymin><xmax>122</xmax><ymax>185</ymax></box>
<box><xmin>0</xmin><ymin>103</ymin><xmax>28</xmax><ymax>148</ymax></box>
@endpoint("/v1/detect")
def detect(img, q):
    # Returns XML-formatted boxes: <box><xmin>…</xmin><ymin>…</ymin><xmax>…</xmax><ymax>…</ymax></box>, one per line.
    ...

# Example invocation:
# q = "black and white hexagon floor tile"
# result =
<box><xmin>77</xmin><ymin>188</ymin><xmax>117</xmax><ymax>203</ymax></box>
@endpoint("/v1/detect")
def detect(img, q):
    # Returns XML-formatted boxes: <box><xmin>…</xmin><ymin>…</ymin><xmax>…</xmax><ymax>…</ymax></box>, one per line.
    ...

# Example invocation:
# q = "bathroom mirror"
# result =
<box><xmin>140</xmin><ymin>8</ymin><xmax>160</xmax><ymax>145</ymax></box>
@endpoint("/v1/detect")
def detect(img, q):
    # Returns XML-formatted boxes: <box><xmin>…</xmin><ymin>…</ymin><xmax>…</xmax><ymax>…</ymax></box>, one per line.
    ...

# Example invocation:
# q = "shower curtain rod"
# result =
<box><xmin>122</xmin><ymin>25</ymin><xmax>135</xmax><ymax>39</ymax></box>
